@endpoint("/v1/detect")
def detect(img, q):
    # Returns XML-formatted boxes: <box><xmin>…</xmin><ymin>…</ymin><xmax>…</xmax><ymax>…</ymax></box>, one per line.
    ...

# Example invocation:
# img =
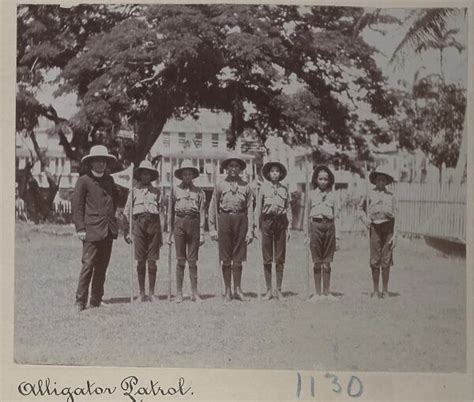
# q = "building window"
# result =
<box><xmin>163</xmin><ymin>132</ymin><xmax>170</xmax><ymax>147</ymax></box>
<box><xmin>194</xmin><ymin>133</ymin><xmax>202</xmax><ymax>148</ymax></box>
<box><xmin>178</xmin><ymin>132</ymin><xmax>186</xmax><ymax>146</ymax></box>
<box><xmin>211</xmin><ymin>133</ymin><xmax>219</xmax><ymax>148</ymax></box>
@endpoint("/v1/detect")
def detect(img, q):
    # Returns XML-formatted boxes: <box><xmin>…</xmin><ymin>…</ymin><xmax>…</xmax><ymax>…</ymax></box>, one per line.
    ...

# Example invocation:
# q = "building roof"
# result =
<box><xmin>162</xmin><ymin>109</ymin><xmax>231</xmax><ymax>133</ymax></box>
<box><xmin>157</xmin><ymin>148</ymin><xmax>254</xmax><ymax>160</ymax></box>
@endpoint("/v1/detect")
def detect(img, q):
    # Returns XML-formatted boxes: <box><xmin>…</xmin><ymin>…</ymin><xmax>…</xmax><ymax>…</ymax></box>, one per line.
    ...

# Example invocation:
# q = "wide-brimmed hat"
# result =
<box><xmin>174</xmin><ymin>159</ymin><xmax>200</xmax><ymax>180</ymax></box>
<box><xmin>221</xmin><ymin>157</ymin><xmax>246</xmax><ymax>171</ymax></box>
<box><xmin>134</xmin><ymin>160</ymin><xmax>159</xmax><ymax>181</ymax></box>
<box><xmin>81</xmin><ymin>145</ymin><xmax>117</xmax><ymax>164</ymax></box>
<box><xmin>369</xmin><ymin>165</ymin><xmax>395</xmax><ymax>185</ymax></box>
<box><xmin>262</xmin><ymin>161</ymin><xmax>287</xmax><ymax>181</ymax></box>
<box><xmin>311</xmin><ymin>165</ymin><xmax>335</xmax><ymax>188</ymax></box>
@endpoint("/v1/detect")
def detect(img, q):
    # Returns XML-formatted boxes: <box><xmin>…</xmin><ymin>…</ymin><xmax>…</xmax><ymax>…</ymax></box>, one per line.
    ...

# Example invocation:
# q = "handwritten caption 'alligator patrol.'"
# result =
<box><xmin>18</xmin><ymin>376</ymin><xmax>193</xmax><ymax>402</ymax></box>
<box><xmin>18</xmin><ymin>372</ymin><xmax>364</xmax><ymax>401</ymax></box>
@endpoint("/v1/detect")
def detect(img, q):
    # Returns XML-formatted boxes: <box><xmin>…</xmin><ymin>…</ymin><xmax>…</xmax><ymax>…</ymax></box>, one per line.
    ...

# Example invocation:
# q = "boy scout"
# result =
<box><xmin>167</xmin><ymin>160</ymin><xmax>206</xmax><ymax>303</ymax></box>
<box><xmin>209</xmin><ymin>157</ymin><xmax>254</xmax><ymax>302</ymax></box>
<box><xmin>124</xmin><ymin>160</ymin><xmax>162</xmax><ymax>302</ymax></box>
<box><xmin>256</xmin><ymin>161</ymin><xmax>292</xmax><ymax>301</ymax></box>
<box><xmin>304</xmin><ymin>165</ymin><xmax>340</xmax><ymax>301</ymax></box>
<box><xmin>73</xmin><ymin>145</ymin><xmax>119</xmax><ymax>312</ymax></box>
<box><xmin>358</xmin><ymin>165</ymin><xmax>398</xmax><ymax>299</ymax></box>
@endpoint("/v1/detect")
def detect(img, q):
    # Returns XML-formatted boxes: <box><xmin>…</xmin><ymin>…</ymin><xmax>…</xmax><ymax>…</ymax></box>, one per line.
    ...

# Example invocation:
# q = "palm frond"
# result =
<box><xmin>389</xmin><ymin>8</ymin><xmax>462</xmax><ymax>67</ymax></box>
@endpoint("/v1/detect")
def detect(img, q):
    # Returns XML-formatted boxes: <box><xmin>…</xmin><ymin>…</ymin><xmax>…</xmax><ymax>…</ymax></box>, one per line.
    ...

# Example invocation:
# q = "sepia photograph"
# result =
<box><xmin>13</xmin><ymin>2</ymin><xmax>468</xmax><ymax>378</ymax></box>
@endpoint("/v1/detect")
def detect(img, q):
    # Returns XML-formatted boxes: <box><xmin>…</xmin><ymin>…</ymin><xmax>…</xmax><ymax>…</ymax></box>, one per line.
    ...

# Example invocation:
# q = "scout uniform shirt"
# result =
<box><xmin>209</xmin><ymin>177</ymin><xmax>254</xmax><ymax>236</ymax></box>
<box><xmin>304</xmin><ymin>188</ymin><xmax>341</xmax><ymax>234</ymax></box>
<box><xmin>169</xmin><ymin>183</ymin><xmax>206</xmax><ymax>235</ymax></box>
<box><xmin>257</xmin><ymin>181</ymin><xmax>293</xmax><ymax>227</ymax></box>
<box><xmin>210</xmin><ymin>177</ymin><xmax>254</xmax><ymax>265</ymax></box>
<box><xmin>359</xmin><ymin>188</ymin><xmax>399</xmax><ymax>232</ymax></box>
<box><xmin>124</xmin><ymin>182</ymin><xmax>161</xmax><ymax>221</ymax></box>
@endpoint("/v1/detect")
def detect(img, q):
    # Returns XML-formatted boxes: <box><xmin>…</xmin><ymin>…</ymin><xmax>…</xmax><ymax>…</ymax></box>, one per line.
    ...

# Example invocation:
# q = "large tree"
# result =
<box><xmin>18</xmin><ymin>5</ymin><xmax>397</xmax><ymax>166</ymax></box>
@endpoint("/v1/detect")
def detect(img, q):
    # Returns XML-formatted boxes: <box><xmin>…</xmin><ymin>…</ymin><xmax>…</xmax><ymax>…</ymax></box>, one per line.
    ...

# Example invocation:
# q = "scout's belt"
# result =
<box><xmin>311</xmin><ymin>217</ymin><xmax>334</xmax><ymax>223</ymax></box>
<box><xmin>133</xmin><ymin>212</ymin><xmax>160</xmax><ymax>219</ymax></box>
<box><xmin>219</xmin><ymin>209</ymin><xmax>245</xmax><ymax>215</ymax></box>
<box><xmin>175</xmin><ymin>212</ymin><xmax>199</xmax><ymax>219</ymax></box>
<box><xmin>262</xmin><ymin>213</ymin><xmax>287</xmax><ymax>219</ymax></box>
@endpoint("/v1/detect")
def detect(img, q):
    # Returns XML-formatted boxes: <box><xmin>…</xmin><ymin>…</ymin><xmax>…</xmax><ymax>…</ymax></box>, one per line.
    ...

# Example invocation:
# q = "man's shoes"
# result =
<box><xmin>149</xmin><ymin>294</ymin><xmax>157</xmax><ymax>302</ymax></box>
<box><xmin>370</xmin><ymin>291</ymin><xmax>380</xmax><ymax>299</ymax></box>
<box><xmin>75</xmin><ymin>304</ymin><xmax>86</xmax><ymax>312</ymax></box>
<box><xmin>380</xmin><ymin>291</ymin><xmax>389</xmax><ymax>299</ymax></box>
<box><xmin>90</xmin><ymin>301</ymin><xmax>111</xmax><ymax>308</ymax></box>
<box><xmin>175</xmin><ymin>292</ymin><xmax>183</xmax><ymax>303</ymax></box>
<box><xmin>139</xmin><ymin>294</ymin><xmax>147</xmax><ymax>302</ymax></box>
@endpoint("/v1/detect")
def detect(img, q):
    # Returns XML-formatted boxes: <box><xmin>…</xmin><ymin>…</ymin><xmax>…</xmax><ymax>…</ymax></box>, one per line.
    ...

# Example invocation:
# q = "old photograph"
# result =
<box><xmin>14</xmin><ymin>3</ymin><xmax>467</xmax><ymax>374</ymax></box>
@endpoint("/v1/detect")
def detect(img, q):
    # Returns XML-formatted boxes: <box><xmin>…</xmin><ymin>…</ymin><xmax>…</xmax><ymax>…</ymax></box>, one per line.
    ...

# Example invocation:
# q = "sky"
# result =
<box><xmin>35</xmin><ymin>7</ymin><xmax>468</xmax><ymax>121</ymax></box>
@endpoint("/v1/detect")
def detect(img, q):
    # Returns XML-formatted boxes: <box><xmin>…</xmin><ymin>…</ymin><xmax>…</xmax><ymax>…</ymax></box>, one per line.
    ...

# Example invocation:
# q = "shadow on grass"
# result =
<box><xmin>361</xmin><ymin>291</ymin><xmax>400</xmax><ymax>298</ymax></box>
<box><xmin>244</xmin><ymin>291</ymin><xmax>299</xmax><ymax>299</ymax></box>
<box><xmin>104</xmin><ymin>293</ymin><xmax>219</xmax><ymax>304</ymax></box>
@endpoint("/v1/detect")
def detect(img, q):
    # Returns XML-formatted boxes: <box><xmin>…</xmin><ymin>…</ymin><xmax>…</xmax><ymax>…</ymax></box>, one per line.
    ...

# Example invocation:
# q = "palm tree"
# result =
<box><xmin>390</xmin><ymin>8</ymin><xmax>467</xmax><ymax>184</ymax></box>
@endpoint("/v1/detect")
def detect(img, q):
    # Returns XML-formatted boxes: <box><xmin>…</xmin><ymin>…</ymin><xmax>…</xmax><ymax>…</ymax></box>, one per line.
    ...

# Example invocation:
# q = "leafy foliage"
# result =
<box><xmin>390</xmin><ymin>76</ymin><xmax>466</xmax><ymax>170</ymax></box>
<box><xmin>18</xmin><ymin>4</ymin><xmax>396</xmax><ymax>165</ymax></box>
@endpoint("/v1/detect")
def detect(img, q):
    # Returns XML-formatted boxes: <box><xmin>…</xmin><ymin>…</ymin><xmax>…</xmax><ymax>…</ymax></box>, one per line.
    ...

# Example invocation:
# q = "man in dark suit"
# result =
<box><xmin>73</xmin><ymin>145</ymin><xmax>119</xmax><ymax>312</ymax></box>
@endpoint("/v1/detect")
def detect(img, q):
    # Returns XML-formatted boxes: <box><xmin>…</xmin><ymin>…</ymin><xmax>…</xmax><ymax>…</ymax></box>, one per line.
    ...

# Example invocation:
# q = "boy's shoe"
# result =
<box><xmin>75</xmin><ymin>303</ymin><xmax>86</xmax><ymax>312</ymax></box>
<box><xmin>309</xmin><ymin>294</ymin><xmax>323</xmax><ymax>302</ymax></box>
<box><xmin>324</xmin><ymin>294</ymin><xmax>339</xmax><ymax>301</ymax></box>
<box><xmin>191</xmin><ymin>293</ymin><xmax>203</xmax><ymax>302</ymax></box>
<box><xmin>275</xmin><ymin>290</ymin><xmax>285</xmax><ymax>301</ymax></box>
<box><xmin>370</xmin><ymin>291</ymin><xmax>380</xmax><ymax>298</ymax></box>
<box><xmin>223</xmin><ymin>289</ymin><xmax>232</xmax><ymax>302</ymax></box>
<box><xmin>233</xmin><ymin>288</ymin><xmax>248</xmax><ymax>301</ymax></box>
<box><xmin>175</xmin><ymin>293</ymin><xmax>183</xmax><ymax>303</ymax></box>
<box><xmin>139</xmin><ymin>294</ymin><xmax>147</xmax><ymax>302</ymax></box>
<box><xmin>380</xmin><ymin>291</ymin><xmax>389</xmax><ymax>299</ymax></box>
<box><xmin>149</xmin><ymin>294</ymin><xmax>157</xmax><ymax>302</ymax></box>
<box><xmin>262</xmin><ymin>290</ymin><xmax>273</xmax><ymax>301</ymax></box>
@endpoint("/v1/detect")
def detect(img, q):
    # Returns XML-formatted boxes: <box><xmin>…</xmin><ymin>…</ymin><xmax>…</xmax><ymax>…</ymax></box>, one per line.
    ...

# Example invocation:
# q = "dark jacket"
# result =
<box><xmin>72</xmin><ymin>172</ymin><xmax>119</xmax><ymax>242</ymax></box>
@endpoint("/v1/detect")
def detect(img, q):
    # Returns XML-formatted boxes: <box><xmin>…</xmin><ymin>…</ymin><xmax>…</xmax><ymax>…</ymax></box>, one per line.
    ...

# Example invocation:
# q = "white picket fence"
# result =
<box><xmin>293</xmin><ymin>183</ymin><xmax>466</xmax><ymax>243</ymax></box>
<box><xmin>394</xmin><ymin>182</ymin><xmax>466</xmax><ymax>243</ymax></box>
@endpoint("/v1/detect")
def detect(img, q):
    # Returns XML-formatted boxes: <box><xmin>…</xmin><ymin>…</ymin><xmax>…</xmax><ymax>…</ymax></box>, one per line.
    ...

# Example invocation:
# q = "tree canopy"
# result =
<box><xmin>17</xmin><ymin>5</ymin><xmax>398</xmax><ymax>165</ymax></box>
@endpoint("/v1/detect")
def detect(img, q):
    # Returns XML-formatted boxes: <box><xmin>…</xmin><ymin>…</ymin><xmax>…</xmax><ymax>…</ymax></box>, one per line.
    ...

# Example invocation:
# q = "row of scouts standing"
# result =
<box><xmin>72</xmin><ymin>145</ymin><xmax>398</xmax><ymax>312</ymax></box>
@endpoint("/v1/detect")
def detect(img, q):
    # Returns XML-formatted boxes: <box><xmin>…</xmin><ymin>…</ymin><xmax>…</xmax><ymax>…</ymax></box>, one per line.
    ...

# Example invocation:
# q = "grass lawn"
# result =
<box><xmin>14</xmin><ymin>223</ymin><xmax>466</xmax><ymax>372</ymax></box>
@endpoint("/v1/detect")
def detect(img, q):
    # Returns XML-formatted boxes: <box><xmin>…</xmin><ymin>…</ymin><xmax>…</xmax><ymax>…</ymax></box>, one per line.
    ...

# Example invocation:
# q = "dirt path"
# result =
<box><xmin>14</xmin><ymin>224</ymin><xmax>466</xmax><ymax>372</ymax></box>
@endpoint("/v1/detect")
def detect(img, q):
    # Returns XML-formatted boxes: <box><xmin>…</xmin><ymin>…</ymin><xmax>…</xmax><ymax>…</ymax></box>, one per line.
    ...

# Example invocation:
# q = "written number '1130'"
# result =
<box><xmin>296</xmin><ymin>373</ymin><xmax>363</xmax><ymax>399</ymax></box>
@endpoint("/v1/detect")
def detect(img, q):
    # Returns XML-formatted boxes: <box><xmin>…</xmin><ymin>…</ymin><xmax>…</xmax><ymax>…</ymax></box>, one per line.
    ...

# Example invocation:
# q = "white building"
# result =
<box><xmin>150</xmin><ymin>109</ymin><xmax>257</xmax><ymax>191</ymax></box>
<box><xmin>15</xmin><ymin>118</ymin><xmax>79</xmax><ymax>192</ymax></box>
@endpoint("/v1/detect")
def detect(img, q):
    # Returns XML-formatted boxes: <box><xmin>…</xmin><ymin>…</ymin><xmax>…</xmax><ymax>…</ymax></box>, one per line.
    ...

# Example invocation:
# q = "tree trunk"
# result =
<box><xmin>27</xmin><ymin>130</ymin><xmax>60</xmax><ymax>222</ymax></box>
<box><xmin>453</xmin><ymin>109</ymin><xmax>467</xmax><ymax>184</ymax></box>
<box><xmin>135</xmin><ymin>98</ymin><xmax>174</xmax><ymax>164</ymax></box>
